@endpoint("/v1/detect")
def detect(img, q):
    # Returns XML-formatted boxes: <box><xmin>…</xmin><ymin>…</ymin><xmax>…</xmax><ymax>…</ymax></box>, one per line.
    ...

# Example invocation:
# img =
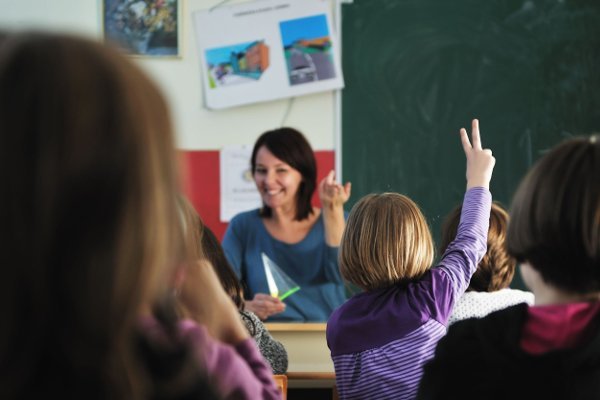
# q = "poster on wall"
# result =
<box><xmin>103</xmin><ymin>0</ymin><xmax>181</xmax><ymax>57</ymax></box>
<box><xmin>193</xmin><ymin>0</ymin><xmax>344</xmax><ymax>110</ymax></box>
<box><xmin>220</xmin><ymin>145</ymin><xmax>262</xmax><ymax>222</ymax></box>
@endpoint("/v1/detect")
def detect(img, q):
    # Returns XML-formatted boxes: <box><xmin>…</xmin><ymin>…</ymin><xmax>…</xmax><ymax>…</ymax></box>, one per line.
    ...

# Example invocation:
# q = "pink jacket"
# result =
<box><xmin>140</xmin><ymin>317</ymin><xmax>281</xmax><ymax>400</ymax></box>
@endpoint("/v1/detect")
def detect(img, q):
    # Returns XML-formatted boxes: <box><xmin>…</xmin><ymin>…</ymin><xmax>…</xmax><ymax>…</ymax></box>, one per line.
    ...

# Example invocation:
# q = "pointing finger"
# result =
<box><xmin>327</xmin><ymin>170</ymin><xmax>335</xmax><ymax>185</ymax></box>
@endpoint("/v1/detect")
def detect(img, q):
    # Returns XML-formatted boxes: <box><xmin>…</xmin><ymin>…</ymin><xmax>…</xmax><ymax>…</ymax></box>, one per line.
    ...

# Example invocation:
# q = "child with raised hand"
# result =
<box><xmin>417</xmin><ymin>134</ymin><xmax>600</xmax><ymax>400</ymax></box>
<box><xmin>326</xmin><ymin>119</ymin><xmax>495</xmax><ymax>400</ymax></box>
<box><xmin>440</xmin><ymin>201</ymin><xmax>534</xmax><ymax>325</ymax></box>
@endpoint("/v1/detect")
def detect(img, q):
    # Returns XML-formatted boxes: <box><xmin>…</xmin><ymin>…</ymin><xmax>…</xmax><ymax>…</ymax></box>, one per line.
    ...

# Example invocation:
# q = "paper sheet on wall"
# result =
<box><xmin>193</xmin><ymin>0</ymin><xmax>344</xmax><ymax>110</ymax></box>
<box><xmin>220</xmin><ymin>145</ymin><xmax>262</xmax><ymax>222</ymax></box>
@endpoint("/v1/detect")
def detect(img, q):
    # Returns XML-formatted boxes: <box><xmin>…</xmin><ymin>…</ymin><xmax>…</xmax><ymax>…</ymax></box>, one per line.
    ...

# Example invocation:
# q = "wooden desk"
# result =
<box><xmin>266</xmin><ymin>323</ymin><xmax>336</xmax><ymax>394</ymax></box>
<box><xmin>265</xmin><ymin>323</ymin><xmax>333</xmax><ymax>375</ymax></box>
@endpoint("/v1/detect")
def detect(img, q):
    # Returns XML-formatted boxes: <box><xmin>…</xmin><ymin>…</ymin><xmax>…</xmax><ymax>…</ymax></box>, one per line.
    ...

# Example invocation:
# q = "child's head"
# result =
<box><xmin>176</xmin><ymin>195</ymin><xmax>245</xmax><ymax>311</ymax></box>
<box><xmin>1</xmin><ymin>30</ymin><xmax>181</xmax><ymax>324</ymax></box>
<box><xmin>340</xmin><ymin>193</ymin><xmax>434</xmax><ymax>291</ymax></box>
<box><xmin>0</xmin><ymin>31</ymin><xmax>182</xmax><ymax>395</ymax></box>
<box><xmin>201</xmin><ymin>226</ymin><xmax>246</xmax><ymax>311</ymax></box>
<box><xmin>507</xmin><ymin>135</ymin><xmax>600</xmax><ymax>294</ymax></box>
<box><xmin>177</xmin><ymin>195</ymin><xmax>205</xmax><ymax>263</ymax></box>
<box><xmin>440</xmin><ymin>202</ymin><xmax>515</xmax><ymax>292</ymax></box>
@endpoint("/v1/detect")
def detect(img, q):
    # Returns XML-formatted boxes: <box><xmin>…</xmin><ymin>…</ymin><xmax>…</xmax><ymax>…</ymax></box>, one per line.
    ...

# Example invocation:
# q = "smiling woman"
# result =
<box><xmin>222</xmin><ymin>127</ymin><xmax>351</xmax><ymax>322</ymax></box>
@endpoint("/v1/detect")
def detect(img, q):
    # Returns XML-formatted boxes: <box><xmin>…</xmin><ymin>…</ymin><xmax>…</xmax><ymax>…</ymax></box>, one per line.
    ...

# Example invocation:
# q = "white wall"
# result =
<box><xmin>0</xmin><ymin>0</ymin><xmax>337</xmax><ymax>151</ymax></box>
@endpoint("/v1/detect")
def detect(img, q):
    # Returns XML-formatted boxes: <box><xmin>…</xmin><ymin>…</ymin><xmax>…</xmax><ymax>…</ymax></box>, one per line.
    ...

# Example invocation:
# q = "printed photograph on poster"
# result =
<box><xmin>220</xmin><ymin>145</ymin><xmax>262</xmax><ymax>222</ymax></box>
<box><xmin>205</xmin><ymin>40</ymin><xmax>269</xmax><ymax>88</ymax></box>
<box><xmin>280</xmin><ymin>14</ymin><xmax>336</xmax><ymax>86</ymax></box>
<box><xmin>193</xmin><ymin>0</ymin><xmax>344</xmax><ymax>110</ymax></box>
<box><xmin>103</xmin><ymin>0</ymin><xmax>181</xmax><ymax>57</ymax></box>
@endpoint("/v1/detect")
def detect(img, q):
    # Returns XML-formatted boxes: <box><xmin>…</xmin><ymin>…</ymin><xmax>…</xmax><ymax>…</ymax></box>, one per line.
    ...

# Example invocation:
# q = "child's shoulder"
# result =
<box><xmin>329</xmin><ymin>273</ymin><xmax>454</xmax><ymax>326</ymax></box>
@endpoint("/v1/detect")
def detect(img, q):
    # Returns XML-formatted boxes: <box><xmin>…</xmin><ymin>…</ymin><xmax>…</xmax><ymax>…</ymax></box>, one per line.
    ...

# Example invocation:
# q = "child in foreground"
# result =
<box><xmin>326</xmin><ymin>119</ymin><xmax>495</xmax><ymax>400</ymax></box>
<box><xmin>417</xmin><ymin>134</ymin><xmax>600</xmax><ymax>400</ymax></box>
<box><xmin>0</xmin><ymin>31</ymin><xmax>219</xmax><ymax>399</ymax></box>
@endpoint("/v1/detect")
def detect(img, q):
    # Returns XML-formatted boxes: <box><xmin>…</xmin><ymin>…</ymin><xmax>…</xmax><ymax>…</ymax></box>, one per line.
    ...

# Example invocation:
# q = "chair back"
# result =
<box><xmin>272</xmin><ymin>374</ymin><xmax>287</xmax><ymax>399</ymax></box>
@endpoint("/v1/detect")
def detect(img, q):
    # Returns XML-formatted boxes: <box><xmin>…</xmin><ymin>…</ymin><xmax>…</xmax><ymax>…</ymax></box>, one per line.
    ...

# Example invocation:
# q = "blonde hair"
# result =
<box><xmin>440</xmin><ymin>202</ymin><xmax>515</xmax><ymax>291</ymax></box>
<box><xmin>340</xmin><ymin>193</ymin><xmax>434</xmax><ymax>291</ymax></box>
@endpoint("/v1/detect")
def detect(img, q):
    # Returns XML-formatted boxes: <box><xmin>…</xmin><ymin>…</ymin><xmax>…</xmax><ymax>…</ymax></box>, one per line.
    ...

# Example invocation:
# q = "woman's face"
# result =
<box><xmin>253</xmin><ymin>146</ymin><xmax>303</xmax><ymax>211</ymax></box>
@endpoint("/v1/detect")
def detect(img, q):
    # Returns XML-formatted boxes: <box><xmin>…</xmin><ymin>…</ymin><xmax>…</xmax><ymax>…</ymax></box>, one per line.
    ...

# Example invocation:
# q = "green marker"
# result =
<box><xmin>278</xmin><ymin>286</ymin><xmax>301</xmax><ymax>301</ymax></box>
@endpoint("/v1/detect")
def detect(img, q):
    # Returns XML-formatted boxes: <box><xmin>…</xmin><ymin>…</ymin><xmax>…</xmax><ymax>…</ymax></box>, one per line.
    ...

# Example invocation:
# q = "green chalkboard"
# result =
<box><xmin>341</xmin><ymin>0</ymin><xmax>600</xmax><ymax>286</ymax></box>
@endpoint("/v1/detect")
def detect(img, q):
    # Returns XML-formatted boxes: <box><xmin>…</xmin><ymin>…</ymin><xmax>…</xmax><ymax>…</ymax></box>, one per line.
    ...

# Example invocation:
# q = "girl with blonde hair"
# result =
<box><xmin>327</xmin><ymin>119</ymin><xmax>495</xmax><ymax>400</ymax></box>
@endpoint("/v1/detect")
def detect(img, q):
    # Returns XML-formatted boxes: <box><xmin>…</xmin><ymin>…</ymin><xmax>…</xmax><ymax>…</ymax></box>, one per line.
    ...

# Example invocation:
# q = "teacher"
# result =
<box><xmin>222</xmin><ymin>127</ymin><xmax>351</xmax><ymax>322</ymax></box>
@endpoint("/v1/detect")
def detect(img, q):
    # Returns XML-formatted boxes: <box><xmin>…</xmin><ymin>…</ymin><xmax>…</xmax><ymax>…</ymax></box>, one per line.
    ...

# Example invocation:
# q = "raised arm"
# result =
<box><xmin>436</xmin><ymin>119</ymin><xmax>496</xmax><ymax>307</ymax></box>
<box><xmin>319</xmin><ymin>170</ymin><xmax>352</xmax><ymax>246</ymax></box>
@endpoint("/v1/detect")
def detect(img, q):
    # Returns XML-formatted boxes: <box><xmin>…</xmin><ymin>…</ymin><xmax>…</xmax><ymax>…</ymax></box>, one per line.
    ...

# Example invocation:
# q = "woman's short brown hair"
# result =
<box><xmin>340</xmin><ymin>193</ymin><xmax>434</xmax><ymax>291</ymax></box>
<box><xmin>506</xmin><ymin>135</ymin><xmax>600</xmax><ymax>293</ymax></box>
<box><xmin>440</xmin><ymin>202</ymin><xmax>515</xmax><ymax>292</ymax></box>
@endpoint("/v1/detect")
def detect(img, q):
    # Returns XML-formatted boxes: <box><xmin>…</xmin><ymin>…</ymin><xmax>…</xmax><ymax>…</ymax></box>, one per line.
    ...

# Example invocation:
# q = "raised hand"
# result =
<box><xmin>460</xmin><ymin>119</ymin><xmax>496</xmax><ymax>189</ymax></box>
<box><xmin>318</xmin><ymin>170</ymin><xmax>351</xmax><ymax>246</ymax></box>
<box><xmin>318</xmin><ymin>170</ymin><xmax>351</xmax><ymax>209</ymax></box>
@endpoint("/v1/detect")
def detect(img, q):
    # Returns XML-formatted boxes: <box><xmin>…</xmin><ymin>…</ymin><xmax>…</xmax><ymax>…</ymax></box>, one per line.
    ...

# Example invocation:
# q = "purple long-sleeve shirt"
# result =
<box><xmin>326</xmin><ymin>187</ymin><xmax>491</xmax><ymax>400</ymax></box>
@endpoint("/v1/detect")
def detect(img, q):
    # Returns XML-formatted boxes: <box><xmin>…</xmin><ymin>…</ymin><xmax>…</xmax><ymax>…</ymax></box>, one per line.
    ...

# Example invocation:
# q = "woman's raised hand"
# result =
<box><xmin>460</xmin><ymin>119</ymin><xmax>496</xmax><ymax>190</ymax></box>
<box><xmin>318</xmin><ymin>170</ymin><xmax>351</xmax><ymax>209</ymax></box>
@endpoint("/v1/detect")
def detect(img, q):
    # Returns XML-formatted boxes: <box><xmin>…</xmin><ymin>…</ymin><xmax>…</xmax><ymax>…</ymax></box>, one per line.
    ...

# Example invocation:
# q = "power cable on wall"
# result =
<box><xmin>280</xmin><ymin>97</ymin><xmax>294</xmax><ymax>127</ymax></box>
